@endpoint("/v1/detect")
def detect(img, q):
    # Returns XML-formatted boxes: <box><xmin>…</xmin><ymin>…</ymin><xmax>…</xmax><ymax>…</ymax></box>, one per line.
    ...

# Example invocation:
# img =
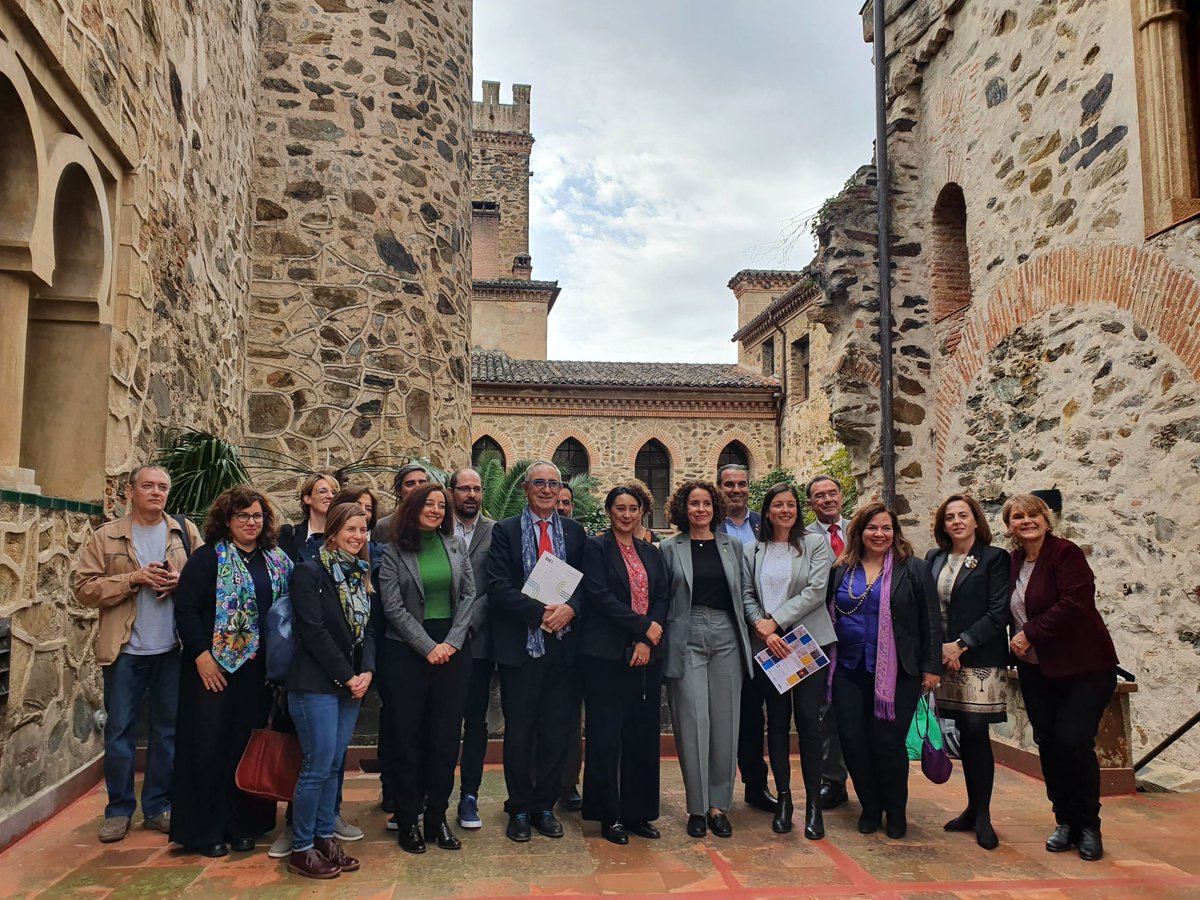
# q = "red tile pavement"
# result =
<box><xmin>0</xmin><ymin>761</ymin><xmax>1196</xmax><ymax>899</ymax></box>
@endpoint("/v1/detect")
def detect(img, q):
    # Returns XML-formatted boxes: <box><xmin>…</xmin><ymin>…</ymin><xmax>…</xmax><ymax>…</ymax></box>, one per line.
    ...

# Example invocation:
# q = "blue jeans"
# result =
<box><xmin>102</xmin><ymin>649</ymin><xmax>180</xmax><ymax>819</ymax></box>
<box><xmin>290</xmin><ymin>691</ymin><xmax>360</xmax><ymax>851</ymax></box>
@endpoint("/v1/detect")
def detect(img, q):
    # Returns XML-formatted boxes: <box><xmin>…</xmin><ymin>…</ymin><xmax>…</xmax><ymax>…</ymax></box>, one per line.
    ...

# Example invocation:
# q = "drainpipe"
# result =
<box><xmin>775</xmin><ymin>323</ymin><xmax>787</xmax><ymax>468</ymax></box>
<box><xmin>872</xmin><ymin>0</ymin><xmax>897</xmax><ymax>507</ymax></box>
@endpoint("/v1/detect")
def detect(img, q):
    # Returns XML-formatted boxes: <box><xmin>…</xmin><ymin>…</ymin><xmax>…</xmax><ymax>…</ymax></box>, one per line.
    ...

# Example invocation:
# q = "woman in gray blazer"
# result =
<box><xmin>744</xmin><ymin>483</ymin><xmax>834</xmax><ymax>839</ymax></box>
<box><xmin>660</xmin><ymin>480</ymin><xmax>754</xmax><ymax>840</ymax></box>
<box><xmin>378</xmin><ymin>484</ymin><xmax>476</xmax><ymax>855</ymax></box>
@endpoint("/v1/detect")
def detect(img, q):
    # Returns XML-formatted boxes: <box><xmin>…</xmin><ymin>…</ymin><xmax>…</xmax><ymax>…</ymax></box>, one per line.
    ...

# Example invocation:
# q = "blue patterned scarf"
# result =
<box><xmin>520</xmin><ymin>506</ymin><xmax>568</xmax><ymax>657</ymax></box>
<box><xmin>213</xmin><ymin>541</ymin><xmax>293</xmax><ymax>673</ymax></box>
<box><xmin>320</xmin><ymin>547</ymin><xmax>371</xmax><ymax>644</ymax></box>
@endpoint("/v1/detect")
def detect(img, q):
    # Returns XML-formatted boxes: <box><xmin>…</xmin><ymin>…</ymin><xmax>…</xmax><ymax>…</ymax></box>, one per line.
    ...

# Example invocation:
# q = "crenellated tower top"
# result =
<box><xmin>474</xmin><ymin>81</ymin><xmax>532</xmax><ymax>136</ymax></box>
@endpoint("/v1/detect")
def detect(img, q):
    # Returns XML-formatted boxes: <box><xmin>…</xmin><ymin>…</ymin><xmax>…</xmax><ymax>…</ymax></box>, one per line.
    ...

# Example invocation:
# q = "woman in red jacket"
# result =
<box><xmin>1003</xmin><ymin>494</ymin><xmax>1117</xmax><ymax>863</ymax></box>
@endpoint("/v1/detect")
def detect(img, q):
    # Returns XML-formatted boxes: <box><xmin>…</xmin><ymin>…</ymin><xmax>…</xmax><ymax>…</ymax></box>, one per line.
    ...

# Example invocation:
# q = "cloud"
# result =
<box><xmin>474</xmin><ymin>1</ymin><xmax>877</xmax><ymax>362</ymax></box>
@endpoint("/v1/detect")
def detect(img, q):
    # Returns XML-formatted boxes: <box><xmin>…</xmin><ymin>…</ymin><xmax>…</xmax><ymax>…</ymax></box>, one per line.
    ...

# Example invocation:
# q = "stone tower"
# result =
<box><xmin>470</xmin><ymin>81</ymin><xmax>559</xmax><ymax>359</ymax></box>
<box><xmin>245</xmin><ymin>0</ymin><xmax>474</xmax><ymax>468</ymax></box>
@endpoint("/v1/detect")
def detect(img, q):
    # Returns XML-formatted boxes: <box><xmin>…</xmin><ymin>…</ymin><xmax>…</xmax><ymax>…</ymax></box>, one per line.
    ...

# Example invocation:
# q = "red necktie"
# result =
<box><xmin>537</xmin><ymin>520</ymin><xmax>554</xmax><ymax>558</ymax></box>
<box><xmin>829</xmin><ymin>523</ymin><xmax>845</xmax><ymax>557</ymax></box>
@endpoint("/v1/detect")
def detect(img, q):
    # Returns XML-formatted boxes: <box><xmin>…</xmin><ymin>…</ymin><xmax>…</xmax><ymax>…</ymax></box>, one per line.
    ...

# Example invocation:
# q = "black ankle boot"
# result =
<box><xmin>804</xmin><ymin>798</ymin><xmax>824</xmax><ymax>840</ymax></box>
<box><xmin>771</xmin><ymin>790</ymin><xmax>793</xmax><ymax>834</ymax></box>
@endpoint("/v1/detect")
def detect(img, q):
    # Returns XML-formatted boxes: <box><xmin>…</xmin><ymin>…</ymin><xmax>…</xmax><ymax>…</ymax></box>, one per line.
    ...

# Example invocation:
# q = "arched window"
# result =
<box><xmin>931</xmin><ymin>183</ymin><xmax>971</xmax><ymax>326</ymax></box>
<box><xmin>718</xmin><ymin>441</ymin><xmax>750</xmax><ymax>474</ymax></box>
<box><xmin>635</xmin><ymin>439</ymin><xmax>671</xmax><ymax>529</ymax></box>
<box><xmin>552</xmin><ymin>437</ymin><xmax>589</xmax><ymax>477</ymax></box>
<box><xmin>471</xmin><ymin>435</ymin><xmax>506</xmax><ymax>469</ymax></box>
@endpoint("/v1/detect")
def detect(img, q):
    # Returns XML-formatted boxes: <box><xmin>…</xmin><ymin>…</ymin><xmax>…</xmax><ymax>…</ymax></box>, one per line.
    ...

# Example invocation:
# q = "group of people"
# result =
<box><xmin>75</xmin><ymin>457</ymin><xmax>1120</xmax><ymax>881</ymax></box>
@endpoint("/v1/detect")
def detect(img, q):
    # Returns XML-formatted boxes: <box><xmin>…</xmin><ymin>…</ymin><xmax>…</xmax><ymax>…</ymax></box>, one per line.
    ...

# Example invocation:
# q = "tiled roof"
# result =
<box><xmin>471</xmin><ymin>349</ymin><xmax>779</xmax><ymax>389</ymax></box>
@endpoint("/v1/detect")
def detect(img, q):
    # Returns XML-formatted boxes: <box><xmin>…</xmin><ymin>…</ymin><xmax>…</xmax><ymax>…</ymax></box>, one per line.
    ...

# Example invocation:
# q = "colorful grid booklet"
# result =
<box><xmin>754</xmin><ymin>623</ymin><xmax>829</xmax><ymax>694</ymax></box>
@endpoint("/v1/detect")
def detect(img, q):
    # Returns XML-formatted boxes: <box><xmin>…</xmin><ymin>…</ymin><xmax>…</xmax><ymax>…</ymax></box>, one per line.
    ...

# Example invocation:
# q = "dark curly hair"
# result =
<box><xmin>390</xmin><ymin>482</ymin><xmax>455</xmax><ymax>551</ymax></box>
<box><xmin>666</xmin><ymin>480</ymin><xmax>727</xmax><ymax>533</ymax></box>
<box><xmin>204</xmin><ymin>485</ymin><xmax>280</xmax><ymax>548</ymax></box>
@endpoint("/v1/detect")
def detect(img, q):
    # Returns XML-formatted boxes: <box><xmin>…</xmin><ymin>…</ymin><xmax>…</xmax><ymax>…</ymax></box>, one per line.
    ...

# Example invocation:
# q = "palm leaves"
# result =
<box><xmin>154</xmin><ymin>429</ymin><xmax>250</xmax><ymax>522</ymax></box>
<box><xmin>478</xmin><ymin>456</ymin><xmax>533</xmax><ymax>520</ymax></box>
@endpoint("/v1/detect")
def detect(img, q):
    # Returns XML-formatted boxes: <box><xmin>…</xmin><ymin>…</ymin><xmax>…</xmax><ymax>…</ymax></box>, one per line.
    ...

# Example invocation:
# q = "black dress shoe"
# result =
<box><xmin>398</xmin><ymin>824</ymin><xmax>427</xmax><ymax>854</ymax></box>
<box><xmin>686</xmin><ymin>814</ymin><xmax>707</xmax><ymax>838</ymax></box>
<box><xmin>1045</xmin><ymin>824</ymin><xmax>1077</xmax><ymax>852</ymax></box>
<box><xmin>744</xmin><ymin>785</ymin><xmax>778</xmax><ymax>814</ymax></box>
<box><xmin>819</xmin><ymin>782</ymin><xmax>848</xmax><ymax>810</ymax></box>
<box><xmin>601</xmin><ymin>821</ymin><xmax>628</xmax><ymax>845</ymax></box>
<box><xmin>558</xmin><ymin>789</ymin><xmax>583</xmax><ymax>812</ymax></box>
<box><xmin>425</xmin><ymin>820</ymin><xmax>461</xmax><ymax>850</ymax></box>
<box><xmin>858</xmin><ymin>812</ymin><xmax>881</xmax><ymax>834</ymax></box>
<box><xmin>706</xmin><ymin>811</ymin><xmax>733</xmax><ymax>838</ymax></box>
<box><xmin>199</xmin><ymin>842</ymin><xmax>229</xmax><ymax>858</ymax></box>
<box><xmin>506</xmin><ymin>813</ymin><xmax>531</xmax><ymax>843</ymax></box>
<box><xmin>228</xmin><ymin>837</ymin><xmax>255</xmax><ymax>852</ymax></box>
<box><xmin>804</xmin><ymin>799</ymin><xmax>824</xmax><ymax>840</ymax></box>
<box><xmin>628</xmin><ymin>821</ymin><xmax>661</xmax><ymax>839</ymax></box>
<box><xmin>534</xmin><ymin>810</ymin><xmax>564</xmax><ymax>838</ymax></box>
<box><xmin>380</xmin><ymin>796</ymin><xmax>396</xmax><ymax>814</ymax></box>
<box><xmin>1078</xmin><ymin>827</ymin><xmax>1104</xmax><ymax>861</ymax></box>
<box><xmin>885</xmin><ymin>814</ymin><xmax>907</xmax><ymax>840</ymax></box>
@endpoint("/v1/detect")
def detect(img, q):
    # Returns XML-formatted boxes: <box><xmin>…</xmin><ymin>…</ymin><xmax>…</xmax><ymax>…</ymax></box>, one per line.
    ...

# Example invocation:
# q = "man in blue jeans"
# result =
<box><xmin>75</xmin><ymin>465</ymin><xmax>200</xmax><ymax>843</ymax></box>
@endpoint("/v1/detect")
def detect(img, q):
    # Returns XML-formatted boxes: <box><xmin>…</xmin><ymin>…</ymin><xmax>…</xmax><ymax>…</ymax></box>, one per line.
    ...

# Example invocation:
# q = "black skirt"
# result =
<box><xmin>169</xmin><ymin>650</ymin><xmax>277</xmax><ymax>848</ymax></box>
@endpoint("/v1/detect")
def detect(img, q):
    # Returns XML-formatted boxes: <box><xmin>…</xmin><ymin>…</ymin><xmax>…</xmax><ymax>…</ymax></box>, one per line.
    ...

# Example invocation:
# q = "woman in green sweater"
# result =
<box><xmin>378</xmin><ymin>483</ymin><xmax>477</xmax><ymax>854</ymax></box>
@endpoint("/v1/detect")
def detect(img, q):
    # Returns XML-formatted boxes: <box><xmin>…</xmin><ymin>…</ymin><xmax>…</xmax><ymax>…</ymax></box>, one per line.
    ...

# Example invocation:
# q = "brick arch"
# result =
<box><xmin>539</xmin><ymin>428</ymin><xmax>600</xmax><ymax>473</ymax></box>
<box><xmin>935</xmin><ymin>244</ymin><xmax>1200</xmax><ymax>474</ymax></box>
<box><xmin>622</xmin><ymin>429</ymin><xmax>686</xmax><ymax>475</ymax></box>
<box><xmin>470</xmin><ymin>428</ymin><xmax>517</xmax><ymax>468</ymax></box>
<box><xmin>705</xmin><ymin>427</ymin><xmax>768</xmax><ymax>478</ymax></box>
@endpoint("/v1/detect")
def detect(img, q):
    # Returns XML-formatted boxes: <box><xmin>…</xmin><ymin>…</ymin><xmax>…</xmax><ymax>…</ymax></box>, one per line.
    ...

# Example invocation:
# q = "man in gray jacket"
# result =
<box><xmin>449</xmin><ymin>467</ymin><xmax>497</xmax><ymax>830</ymax></box>
<box><xmin>805</xmin><ymin>474</ymin><xmax>851</xmax><ymax>810</ymax></box>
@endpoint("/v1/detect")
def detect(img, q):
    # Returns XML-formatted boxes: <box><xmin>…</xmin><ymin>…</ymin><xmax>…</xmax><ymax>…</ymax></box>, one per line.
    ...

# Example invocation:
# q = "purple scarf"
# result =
<box><xmin>827</xmin><ymin>550</ymin><xmax>900</xmax><ymax>720</ymax></box>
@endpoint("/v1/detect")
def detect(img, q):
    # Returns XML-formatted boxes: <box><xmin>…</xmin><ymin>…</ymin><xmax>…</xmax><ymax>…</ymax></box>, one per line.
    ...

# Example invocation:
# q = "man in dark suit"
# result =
<box><xmin>485</xmin><ymin>460</ymin><xmax>587</xmax><ymax>842</ymax></box>
<box><xmin>714</xmin><ymin>464</ymin><xmax>774</xmax><ymax>814</ymax></box>
<box><xmin>449</xmin><ymin>467</ymin><xmax>496</xmax><ymax>831</ymax></box>
<box><xmin>805</xmin><ymin>474</ymin><xmax>851</xmax><ymax>810</ymax></box>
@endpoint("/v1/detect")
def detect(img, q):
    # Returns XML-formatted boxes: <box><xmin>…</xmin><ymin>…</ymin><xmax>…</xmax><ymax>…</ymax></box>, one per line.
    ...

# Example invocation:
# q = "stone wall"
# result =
<box><xmin>471</xmin><ymin>83</ymin><xmax>532</xmax><ymax>276</ymax></box>
<box><xmin>245</xmin><ymin>0</ymin><xmax>474</xmax><ymax>471</ymax></box>
<box><xmin>0</xmin><ymin>503</ymin><xmax>102</xmax><ymax>815</ymax></box>
<box><xmin>806</xmin><ymin>0</ymin><xmax>1200</xmax><ymax>768</ymax></box>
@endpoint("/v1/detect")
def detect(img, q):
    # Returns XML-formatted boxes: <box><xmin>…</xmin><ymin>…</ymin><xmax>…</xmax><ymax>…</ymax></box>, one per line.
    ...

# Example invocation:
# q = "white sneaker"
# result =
<box><xmin>267</xmin><ymin>826</ymin><xmax>293</xmax><ymax>859</ymax></box>
<box><xmin>334</xmin><ymin>814</ymin><xmax>364</xmax><ymax>841</ymax></box>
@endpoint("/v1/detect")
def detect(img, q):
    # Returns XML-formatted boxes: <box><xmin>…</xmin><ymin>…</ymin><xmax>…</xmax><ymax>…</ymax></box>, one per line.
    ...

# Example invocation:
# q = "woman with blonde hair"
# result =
<box><xmin>1003</xmin><ymin>493</ymin><xmax>1117</xmax><ymax>862</ymax></box>
<box><xmin>279</xmin><ymin>471</ymin><xmax>340</xmax><ymax>564</ymax></box>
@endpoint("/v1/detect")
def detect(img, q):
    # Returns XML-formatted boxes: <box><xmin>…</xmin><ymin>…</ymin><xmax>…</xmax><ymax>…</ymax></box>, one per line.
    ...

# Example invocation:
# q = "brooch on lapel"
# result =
<box><xmin>964</xmin><ymin>555</ymin><xmax>978</xmax><ymax>569</ymax></box>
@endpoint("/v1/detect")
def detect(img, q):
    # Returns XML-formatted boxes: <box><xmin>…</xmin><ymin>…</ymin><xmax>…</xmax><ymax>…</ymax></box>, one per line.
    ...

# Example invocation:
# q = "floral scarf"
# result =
<box><xmin>213</xmin><ymin>541</ymin><xmax>293</xmax><ymax>673</ymax></box>
<box><xmin>319</xmin><ymin>547</ymin><xmax>371</xmax><ymax>644</ymax></box>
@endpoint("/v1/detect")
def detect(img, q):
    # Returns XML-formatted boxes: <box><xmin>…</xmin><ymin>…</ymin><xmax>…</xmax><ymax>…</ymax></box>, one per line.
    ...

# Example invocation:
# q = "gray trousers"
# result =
<box><xmin>667</xmin><ymin>606</ymin><xmax>744</xmax><ymax>815</ymax></box>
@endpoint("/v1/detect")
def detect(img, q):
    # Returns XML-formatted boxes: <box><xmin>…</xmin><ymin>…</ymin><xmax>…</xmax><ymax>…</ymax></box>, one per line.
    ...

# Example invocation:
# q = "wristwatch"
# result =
<box><xmin>955</xmin><ymin>638</ymin><xmax>968</xmax><ymax>651</ymax></box>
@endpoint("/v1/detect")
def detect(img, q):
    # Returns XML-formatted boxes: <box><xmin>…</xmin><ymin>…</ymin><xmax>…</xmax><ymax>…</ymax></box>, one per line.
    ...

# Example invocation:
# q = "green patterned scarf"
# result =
<box><xmin>320</xmin><ymin>547</ymin><xmax>371</xmax><ymax>644</ymax></box>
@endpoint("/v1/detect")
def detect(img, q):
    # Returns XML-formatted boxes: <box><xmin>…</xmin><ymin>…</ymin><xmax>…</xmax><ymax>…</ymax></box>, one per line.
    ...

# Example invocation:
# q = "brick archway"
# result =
<box><xmin>935</xmin><ymin>245</ymin><xmax>1200</xmax><ymax>474</ymax></box>
<box><xmin>539</xmin><ymin>428</ymin><xmax>600</xmax><ymax>474</ymax></box>
<box><xmin>470</xmin><ymin>428</ymin><xmax>517</xmax><ymax>469</ymax></box>
<box><xmin>704</xmin><ymin>427</ymin><xmax>767</xmax><ymax>478</ymax></box>
<box><xmin>622</xmin><ymin>429</ymin><xmax>685</xmax><ymax>474</ymax></box>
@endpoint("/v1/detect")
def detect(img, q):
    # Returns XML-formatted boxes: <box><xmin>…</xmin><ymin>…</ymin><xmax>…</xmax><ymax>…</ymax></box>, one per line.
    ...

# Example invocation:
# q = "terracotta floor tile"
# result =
<box><xmin>3</xmin><ymin>763</ymin><xmax>1199</xmax><ymax>899</ymax></box>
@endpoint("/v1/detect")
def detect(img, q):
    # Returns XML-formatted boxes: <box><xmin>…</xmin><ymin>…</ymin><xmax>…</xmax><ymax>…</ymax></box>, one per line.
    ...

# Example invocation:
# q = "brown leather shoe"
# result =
<box><xmin>287</xmin><ymin>848</ymin><xmax>340</xmax><ymax>879</ymax></box>
<box><xmin>314</xmin><ymin>836</ymin><xmax>360</xmax><ymax>872</ymax></box>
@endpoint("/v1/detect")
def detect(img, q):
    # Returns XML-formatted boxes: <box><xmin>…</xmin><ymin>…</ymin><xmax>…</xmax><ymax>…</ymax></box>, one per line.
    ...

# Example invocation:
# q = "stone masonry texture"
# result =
<box><xmin>803</xmin><ymin>0</ymin><xmax>1200</xmax><ymax>769</ymax></box>
<box><xmin>245</xmin><ymin>0</ymin><xmax>474</xmax><ymax>471</ymax></box>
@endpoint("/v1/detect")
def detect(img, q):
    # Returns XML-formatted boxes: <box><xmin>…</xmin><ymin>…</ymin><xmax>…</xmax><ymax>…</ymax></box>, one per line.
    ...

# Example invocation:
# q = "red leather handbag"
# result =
<box><xmin>235</xmin><ymin>706</ymin><xmax>301</xmax><ymax>802</ymax></box>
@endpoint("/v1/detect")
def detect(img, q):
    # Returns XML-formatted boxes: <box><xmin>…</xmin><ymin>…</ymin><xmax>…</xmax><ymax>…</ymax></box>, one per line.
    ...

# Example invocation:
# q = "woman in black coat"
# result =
<box><xmin>826</xmin><ymin>502</ymin><xmax>941</xmax><ymax>840</ymax></box>
<box><xmin>171</xmin><ymin>486</ymin><xmax>294</xmax><ymax>858</ymax></box>
<box><xmin>579</xmin><ymin>486</ymin><xmax>669</xmax><ymax>845</ymax></box>
<box><xmin>926</xmin><ymin>494</ymin><xmax>1010</xmax><ymax>850</ymax></box>
<box><xmin>285</xmin><ymin>501</ymin><xmax>375</xmax><ymax>879</ymax></box>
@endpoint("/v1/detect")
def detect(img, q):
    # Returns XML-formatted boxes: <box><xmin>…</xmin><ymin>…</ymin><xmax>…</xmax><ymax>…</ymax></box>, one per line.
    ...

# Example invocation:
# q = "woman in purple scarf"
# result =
<box><xmin>825</xmin><ymin>503</ymin><xmax>941</xmax><ymax>839</ymax></box>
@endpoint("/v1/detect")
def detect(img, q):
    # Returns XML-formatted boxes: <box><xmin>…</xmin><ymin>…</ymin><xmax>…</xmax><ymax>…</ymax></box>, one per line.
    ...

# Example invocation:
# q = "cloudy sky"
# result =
<box><xmin>473</xmin><ymin>2</ymin><xmax>877</xmax><ymax>363</ymax></box>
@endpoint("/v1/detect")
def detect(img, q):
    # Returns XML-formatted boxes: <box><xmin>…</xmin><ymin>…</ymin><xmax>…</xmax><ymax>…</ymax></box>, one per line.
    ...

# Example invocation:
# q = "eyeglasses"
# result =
<box><xmin>453</xmin><ymin>486</ymin><xmax>483</xmax><ymax>494</ymax></box>
<box><xmin>233</xmin><ymin>512</ymin><xmax>265</xmax><ymax>523</ymax></box>
<box><xmin>527</xmin><ymin>479</ymin><xmax>563</xmax><ymax>490</ymax></box>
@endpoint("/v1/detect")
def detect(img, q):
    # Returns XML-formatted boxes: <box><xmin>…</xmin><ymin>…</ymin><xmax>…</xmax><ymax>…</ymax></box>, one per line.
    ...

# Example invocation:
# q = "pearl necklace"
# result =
<box><xmin>835</xmin><ymin>564</ymin><xmax>882</xmax><ymax>616</ymax></box>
